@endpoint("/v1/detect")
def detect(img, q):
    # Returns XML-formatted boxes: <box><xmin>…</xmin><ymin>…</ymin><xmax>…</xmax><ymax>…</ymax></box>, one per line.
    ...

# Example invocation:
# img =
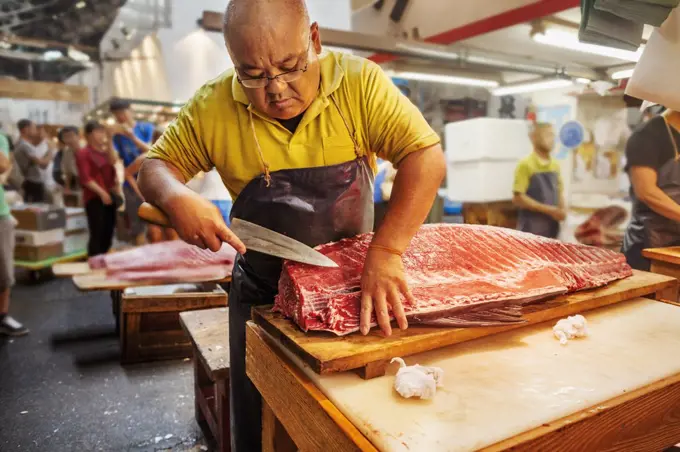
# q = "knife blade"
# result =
<box><xmin>138</xmin><ymin>203</ymin><xmax>338</xmax><ymax>267</ymax></box>
<box><xmin>229</xmin><ymin>218</ymin><xmax>338</xmax><ymax>268</ymax></box>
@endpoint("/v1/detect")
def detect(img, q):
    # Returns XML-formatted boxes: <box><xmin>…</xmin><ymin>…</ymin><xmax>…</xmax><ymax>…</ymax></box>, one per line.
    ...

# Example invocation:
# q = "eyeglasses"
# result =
<box><xmin>237</xmin><ymin>40</ymin><xmax>311</xmax><ymax>89</ymax></box>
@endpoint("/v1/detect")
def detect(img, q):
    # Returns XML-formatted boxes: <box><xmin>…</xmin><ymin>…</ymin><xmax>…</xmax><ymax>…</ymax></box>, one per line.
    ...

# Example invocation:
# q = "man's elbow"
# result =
<box><xmin>512</xmin><ymin>193</ymin><xmax>524</xmax><ymax>207</ymax></box>
<box><xmin>414</xmin><ymin>144</ymin><xmax>446</xmax><ymax>182</ymax></box>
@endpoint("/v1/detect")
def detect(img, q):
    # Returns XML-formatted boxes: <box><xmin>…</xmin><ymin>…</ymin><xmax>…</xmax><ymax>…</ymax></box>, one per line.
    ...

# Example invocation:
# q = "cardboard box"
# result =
<box><xmin>11</xmin><ymin>204</ymin><xmax>66</xmax><ymax>231</ymax></box>
<box><xmin>15</xmin><ymin>243</ymin><xmax>64</xmax><ymax>262</ymax></box>
<box><xmin>66</xmin><ymin>207</ymin><xmax>88</xmax><ymax>232</ymax></box>
<box><xmin>15</xmin><ymin>228</ymin><xmax>65</xmax><ymax>246</ymax></box>
<box><xmin>64</xmin><ymin>191</ymin><xmax>83</xmax><ymax>207</ymax></box>
<box><xmin>64</xmin><ymin>229</ymin><xmax>89</xmax><ymax>254</ymax></box>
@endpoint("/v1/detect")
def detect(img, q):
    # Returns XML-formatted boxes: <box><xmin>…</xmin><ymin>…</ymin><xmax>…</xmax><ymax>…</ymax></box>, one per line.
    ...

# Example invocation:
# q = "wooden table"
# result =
<box><xmin>644</xmin><ymin>247</ymin><xmax>680</xmax><ymax>287</ymax></box>
<box><xmin>180</xmin><ymin>308</ymin><xmax>231</xmax><ymax>452</ymax></box>
<box><xmin>246</xmin><ymin>271</ymin><xmax>680</xmax><ymax>451</ymax></box>
<box><xmin>247</xmin><ymin>297</ymin><xmax>680</xmax><ymax>451</ymax></box>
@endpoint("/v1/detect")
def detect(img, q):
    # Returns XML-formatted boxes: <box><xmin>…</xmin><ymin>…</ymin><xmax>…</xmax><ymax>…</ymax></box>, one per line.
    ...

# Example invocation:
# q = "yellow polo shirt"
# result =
<box><xmin>147</xmin><ymin>50</ymin><xmax>440</xmax><ymax>199</ymax></box>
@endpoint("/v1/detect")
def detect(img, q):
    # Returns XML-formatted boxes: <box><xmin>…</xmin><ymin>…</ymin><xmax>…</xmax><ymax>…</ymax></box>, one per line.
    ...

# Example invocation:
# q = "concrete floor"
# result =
<box><xmin>0</xmin><ymin>271</ymin><xmax>208</xmax><ymax>452</ymax></box>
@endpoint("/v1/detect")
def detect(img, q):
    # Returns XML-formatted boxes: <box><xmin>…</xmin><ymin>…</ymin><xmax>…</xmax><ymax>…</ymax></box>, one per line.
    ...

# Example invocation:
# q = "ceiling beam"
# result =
<box><xmin>0</xmin><ymin>34</ymin><xmax>98</xmax><ymax>53</ymax></box>
<box><xmin>0</xmin><ymin>78</ymin><xmax>90</xmax><ymax>103</ymax></box>
<box><xmin>369</xmin><ymin>0</ymin><xmax>580</xmax><ymax>64</ymax></box>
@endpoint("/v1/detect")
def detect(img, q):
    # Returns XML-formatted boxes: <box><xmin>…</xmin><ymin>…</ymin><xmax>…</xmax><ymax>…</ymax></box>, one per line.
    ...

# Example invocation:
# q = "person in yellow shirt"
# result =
<box><xmin>512</xmin><ymin>122</ymin><xmax>566</xmax><ymax>239</ymax></box>
<box><xmin>138</xmin><ymin>1</ymin><xmax>444</xmax><ymax>449</ymax></box>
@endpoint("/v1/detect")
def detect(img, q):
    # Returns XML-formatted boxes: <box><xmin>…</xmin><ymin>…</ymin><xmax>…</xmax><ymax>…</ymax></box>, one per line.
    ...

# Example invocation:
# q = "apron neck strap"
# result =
<box><xmin>662</xmin><ymin>115</ymin><xmax>680</xmax><ymax>161</ymax></box>
<box><xmin>248</xmin><ymin>108</ymin><xmax>272</xmax><ymax>187</ymax></box>
<box><xmin>247</xmin><ymin>93</ymin><xmax>363</xmax><ymax>187</ymax></box>
<box><xmin>329</xmin><ymin>94</ymin><xmax>361</xmax><ymax>159</ymax></box>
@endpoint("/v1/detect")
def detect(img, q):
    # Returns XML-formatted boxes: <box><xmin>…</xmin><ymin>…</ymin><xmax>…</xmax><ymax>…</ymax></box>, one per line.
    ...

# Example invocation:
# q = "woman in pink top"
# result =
<box><xmin>75</xmin><ymin>121</ymin><xmax>122</xmax><ymax>257</ymax></box>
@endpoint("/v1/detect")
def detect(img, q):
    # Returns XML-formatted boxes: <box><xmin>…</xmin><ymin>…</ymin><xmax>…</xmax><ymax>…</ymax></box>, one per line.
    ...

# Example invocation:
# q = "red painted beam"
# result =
<box><xmin>369</xmin><ymin>0</ymin><xmax>580</xmax><ymax>64</ymax></box>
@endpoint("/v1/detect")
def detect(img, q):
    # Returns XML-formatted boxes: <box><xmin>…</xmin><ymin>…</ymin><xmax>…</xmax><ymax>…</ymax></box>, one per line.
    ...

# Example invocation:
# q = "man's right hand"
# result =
<box><xmin>165</xmin><ymin>191</ymin><xmax>246</xmax><ymax>254</ymax></box>
<box><xmin>100</xmin><ymin>192</ymin><xmax>113</xmax><ymax>206</ymax></box>
<box><xmin>550</xmin><ymin>207</ymin><xmax>567</xmax><ymax>222</ymax></box>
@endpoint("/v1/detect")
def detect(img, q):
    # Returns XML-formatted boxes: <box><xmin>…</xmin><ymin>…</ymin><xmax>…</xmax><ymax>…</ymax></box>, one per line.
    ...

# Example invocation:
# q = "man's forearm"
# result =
<box><xmin>132</xmin><ymin>136</ymin><xmax>151</xmax><ymax>153</ymax></box>
<box><xmin>372</xmin><ymin>145</ymin><xmax>446</xmax><ymax>251</ymax></box>
<box><xmin>639</xmin><ymin>187</ymin><xmax>680</xmax><ymax>223</ymax></box>
<box><xmin>137</xmin><ymin>159</ymin><xmax>189</xmax><ymax>210</ymax></box>
<box><xmin>513</xmin><ymin>193</ymin><xmax>556</xmax><ymax>216</ymax></box>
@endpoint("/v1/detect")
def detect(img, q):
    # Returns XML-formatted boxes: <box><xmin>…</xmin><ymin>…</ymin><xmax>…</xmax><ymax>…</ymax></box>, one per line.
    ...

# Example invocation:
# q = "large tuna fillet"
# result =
<box><xmin>274</xmin><ymin>224</ymin><xmax>632</xmax><ymax>336</ymax></box>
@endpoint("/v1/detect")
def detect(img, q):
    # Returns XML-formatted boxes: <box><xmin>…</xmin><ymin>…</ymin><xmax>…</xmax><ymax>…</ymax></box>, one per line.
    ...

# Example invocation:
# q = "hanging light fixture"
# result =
<box><xmin>532</xmin><ymin>28</ymin><xmax>643</xmax><ymax>62</ymax></box>
<box><xmin>492</xmin><ymin>78</ymin><xmax>574</xmax><ymax>96</ymax></box>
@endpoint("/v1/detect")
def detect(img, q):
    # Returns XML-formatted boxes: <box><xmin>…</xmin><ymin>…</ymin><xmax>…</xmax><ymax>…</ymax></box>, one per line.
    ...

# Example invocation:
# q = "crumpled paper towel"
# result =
<box><xmin>553</xmin><ymin>314</ymin><xmax>589</xmax><ymax>345</ymax></box>
<box><xmin>390</xmin><ymin>357</ymin><xmax>444</xmax><ymax>400</ymax></box>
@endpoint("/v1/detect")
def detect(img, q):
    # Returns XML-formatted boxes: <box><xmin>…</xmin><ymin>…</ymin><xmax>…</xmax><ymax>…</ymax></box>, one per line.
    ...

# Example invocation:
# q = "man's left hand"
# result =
<box><xmin>359</xmin><ymin>249</ymin><xmax>412</xmax><ymax>336</ymax></box>
<box><xmin>109</xmin><ymin>124</ymin><xmax>134</xmax><ymax>138</ymax></box>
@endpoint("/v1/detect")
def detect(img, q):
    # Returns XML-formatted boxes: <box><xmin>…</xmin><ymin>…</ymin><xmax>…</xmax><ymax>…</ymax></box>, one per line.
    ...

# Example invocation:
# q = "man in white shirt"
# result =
<box><xmin>14</xmin><ymin>120</ymin><xmax>55</xmax><ymax>203</ymax></box>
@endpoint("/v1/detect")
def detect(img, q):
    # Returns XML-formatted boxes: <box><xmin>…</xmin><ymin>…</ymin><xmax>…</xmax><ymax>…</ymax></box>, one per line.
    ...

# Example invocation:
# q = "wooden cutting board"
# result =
<box><xmin>277</xmin><ymin>297</ymin><xmax>680</xmax><ymax>452</ymax></box>
<box><xmin>73</xmin><ymin>271</ymin><xmax>232</xmax><ymax>291</ymax></box>
<box><xmin>252</xmin><ymin>270</ymin><xmax>677</xmax><ymax>378</ymax></box>
<box><xmin>643</xmin><ymin>246</ymin><xmax>680</xmax><ymax>265</ymax></box>
<box><xmin>53</xmin><ymin>262</ymin><xmax>92</xmax><ymax>277</ymax></box>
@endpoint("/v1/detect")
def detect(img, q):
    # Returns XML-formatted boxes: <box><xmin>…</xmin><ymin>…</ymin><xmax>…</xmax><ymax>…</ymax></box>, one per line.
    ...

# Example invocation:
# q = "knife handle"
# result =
<box><xmin>138</xmin><ymin>202</ymin><xmax>171</xmax><ymax>226</ymax></box>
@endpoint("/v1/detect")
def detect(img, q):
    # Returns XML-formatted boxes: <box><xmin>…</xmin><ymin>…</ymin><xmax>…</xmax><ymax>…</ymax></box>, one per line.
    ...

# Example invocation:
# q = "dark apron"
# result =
<box><xmin>517</xmin><ymin>167</ymin><xmax>560</xmax><ymax>238</ymax></box>
<box><xmin>227</xmin><ymin>96</ymin><xmax>374</xmax><ymax>452</ymax></box>
<box><xmin>623</xmin><ymin>117</ymin><xmax>680</xmax><ymax>270</ymax></box>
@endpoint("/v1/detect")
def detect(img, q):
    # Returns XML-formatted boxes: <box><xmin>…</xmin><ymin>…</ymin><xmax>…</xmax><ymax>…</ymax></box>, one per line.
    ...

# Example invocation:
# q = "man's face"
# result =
<box><xmin>62</xmin><ymin>131</ymin><xmax>80</xmax><ymax>149</ymax></box>
<box><xmin>113</xmin><ymin>108</ymin><xmax>133</xmax><ymax>124</ymax></box>
<box><xmin>228</xmin><ymin>23</ymin><xmax>322</xmax><ymax>120</ymax></box>
<box><xmin>532</xmin><ymin>126</ymin><xmax>555</xmax><ymax>154</ymax></box>
<box><xmin>88</xmin><ymin>128</ymin><xmax>107</xmax><ymax>148</ymax></box>
<box><xmin>23</xmin><ymin>123</ymin><xmax>38</xmax><ymax>139</ymax></box>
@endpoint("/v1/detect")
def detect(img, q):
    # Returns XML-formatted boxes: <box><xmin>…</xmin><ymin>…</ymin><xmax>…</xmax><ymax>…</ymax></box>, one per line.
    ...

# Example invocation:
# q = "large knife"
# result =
<box><xmin>138</xmin><ymin>202</ymin><xmax>338</xmax><ymax>268</ymax></box>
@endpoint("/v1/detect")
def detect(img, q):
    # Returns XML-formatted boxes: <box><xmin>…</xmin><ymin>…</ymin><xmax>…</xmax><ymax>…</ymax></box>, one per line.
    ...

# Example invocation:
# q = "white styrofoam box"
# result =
<box><xmin>15</xmin><ymin>228</ymin><xmax>65</xmax><ymax>246</ymax></box>
<box><xmin>64</xmin><ymin>230</ymin><xmax>89</xmax><ymax>254</ymax></box>
<box><xmin>446</xmin><ymin>160</ymin><xmax>517</xmax><ymax>203</ymax></box>
<box><xmin>65</xmin><ymin>207</ymin><xmax>85</xmax><ymax>216</ymax></box>
<box><xmin>66</xmin><ymin>208</ymin><xmax>88</xmax><ymax>232</ymax></box>
<box><xmin>445</xmin><ymin>118</ymin><xmax>532</xmax><ymax>163</ymax></box>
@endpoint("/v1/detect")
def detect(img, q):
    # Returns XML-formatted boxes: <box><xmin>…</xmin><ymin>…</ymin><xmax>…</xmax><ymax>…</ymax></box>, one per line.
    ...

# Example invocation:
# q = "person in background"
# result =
<box><xmin>125</xmin><ymin>125</ymin><xmax>179</xmax><ymax>243</ymax></box>
<box><xmin>0</xmin><ymin>130</ymin><xmax>28</xmax><ymax>336</ymax></box>
<box><xmin>14</xmin><ymin>119</ymin><xmax>54</xmax><ymax>203</ymax></box>
<box><xmin>622</xmin><ymin>109</ymin><xmax>680</xmax><ymax>270</ymax></box>
<box><xmin>34</xmin><ymin>126</ymin><xmax>61</xmax><ymax>205</ymax></box>
<box><xmin>55</xmin><ymin>126</ymin><xmax>81</xmax><ymax>194</ymax></box>
<box><xmin>512</xmin><ymin>122</ymin><xmax>565</xmax><ymax>239</ymax></box>
<box><xmin>76</xmin><ymin>121</ymin><xmax>121</xmax><ymax>257</ymax></box>
<box><xmin>108</xmin><ymin>99</ymin><xmax>154</xmax><ymax>246</ymax></box>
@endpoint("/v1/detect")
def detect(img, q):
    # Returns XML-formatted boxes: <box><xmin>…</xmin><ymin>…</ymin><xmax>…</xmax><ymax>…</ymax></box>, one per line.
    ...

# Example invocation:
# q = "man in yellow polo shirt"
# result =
<box><xmin>139</xmin><ymin>1</ymin><xmax>444</xmax><ymax>449</ymax></box>
<box><xmin>512</xmin><ymin>122</ymin><xmax>565</xmax><ymax>238</ymax></box>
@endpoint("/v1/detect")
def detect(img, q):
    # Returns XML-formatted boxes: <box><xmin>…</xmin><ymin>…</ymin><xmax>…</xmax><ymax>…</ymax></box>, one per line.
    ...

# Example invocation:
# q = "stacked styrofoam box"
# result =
<box><xmin>445</xmin><ymin>118</ymin><xmax>532</xmax><ymax>203</ymax></box>
<box><xmin>64</xmin><ymin>207</ymin><xmax>89</xmax><ymax>254</ymax></box>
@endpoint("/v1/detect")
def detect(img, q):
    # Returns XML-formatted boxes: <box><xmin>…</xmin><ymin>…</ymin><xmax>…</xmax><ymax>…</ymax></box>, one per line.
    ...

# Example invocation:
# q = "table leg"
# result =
<box><xmin>262</xmin><ymin>400</ymin><xmax>296</xmax><ymax>452</ymax></box>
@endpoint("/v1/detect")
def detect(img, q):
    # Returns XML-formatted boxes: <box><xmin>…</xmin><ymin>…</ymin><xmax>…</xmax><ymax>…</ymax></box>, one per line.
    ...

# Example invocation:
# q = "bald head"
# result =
<box><xmin>224</xmin><ymin>0</ymin><xmax>310</xmax><ymax>51</ymax></box>
<box><xmin>221</xmin><ymin>0</ymin><xmax>322</xmax><ymax>120</ymax></box>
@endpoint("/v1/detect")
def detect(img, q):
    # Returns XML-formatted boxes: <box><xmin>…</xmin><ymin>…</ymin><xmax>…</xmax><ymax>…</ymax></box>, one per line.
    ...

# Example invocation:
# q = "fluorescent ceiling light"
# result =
<box><xmin>43</xmin><ymin>50</ymin><xmax>64</xmax><ymax>61</ymax></box>
<box><xmin>575</xmin><ymin>77</ymin><xmax>591</xmax><ymax>84</ymax></box>
<box><xmin>611</xmin><ymin>68</ymin><xmax>634</xmax><ymax>80</ymax></box>
<box><xmin>75</xmin><ymin>1</ymin><xmax>86</xmax><ymax>9</ymax></box>
<box><xmin>533</xmin><ymin>29</ymin><xmax>643</xmax><ymax>62</ymax></box>
<box><xmin>394</xmin><ymin>43</ymin><xmax>459</xmax><ymax>61</ymax></box>
<box><xmin>385</xmin><ymin>70</ymin><xmax>499</xmax><ymax>88</ymax></box>
<box><xmin>492</xmin><ymin>78</ymin><xmax>573</xmax><ymax>96</ymax></box>
<box><xmin>67</xmin><ymin>47</ymin><xmax>90</xmax><ymax>62</ymax></box>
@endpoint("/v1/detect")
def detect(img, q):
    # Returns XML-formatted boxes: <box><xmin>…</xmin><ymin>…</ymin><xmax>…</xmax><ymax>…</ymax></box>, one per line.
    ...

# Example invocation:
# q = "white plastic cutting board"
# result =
<box><xmin>276</xmin><ymin>298</ymin><xmax>680</xmax><ymax>452</ymax></box>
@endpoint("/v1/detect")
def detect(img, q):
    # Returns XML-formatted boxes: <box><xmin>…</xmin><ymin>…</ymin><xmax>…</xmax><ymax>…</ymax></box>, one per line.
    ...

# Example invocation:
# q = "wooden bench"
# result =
<box><xmin>180</xmin><ymin>307</ymin><xmax>231</xmax><ymax>452</ymax></box>
<box><xmin>120</xmin><ymin>284</ymin><xmax>228</xmax><ymax>364</ymax></box>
